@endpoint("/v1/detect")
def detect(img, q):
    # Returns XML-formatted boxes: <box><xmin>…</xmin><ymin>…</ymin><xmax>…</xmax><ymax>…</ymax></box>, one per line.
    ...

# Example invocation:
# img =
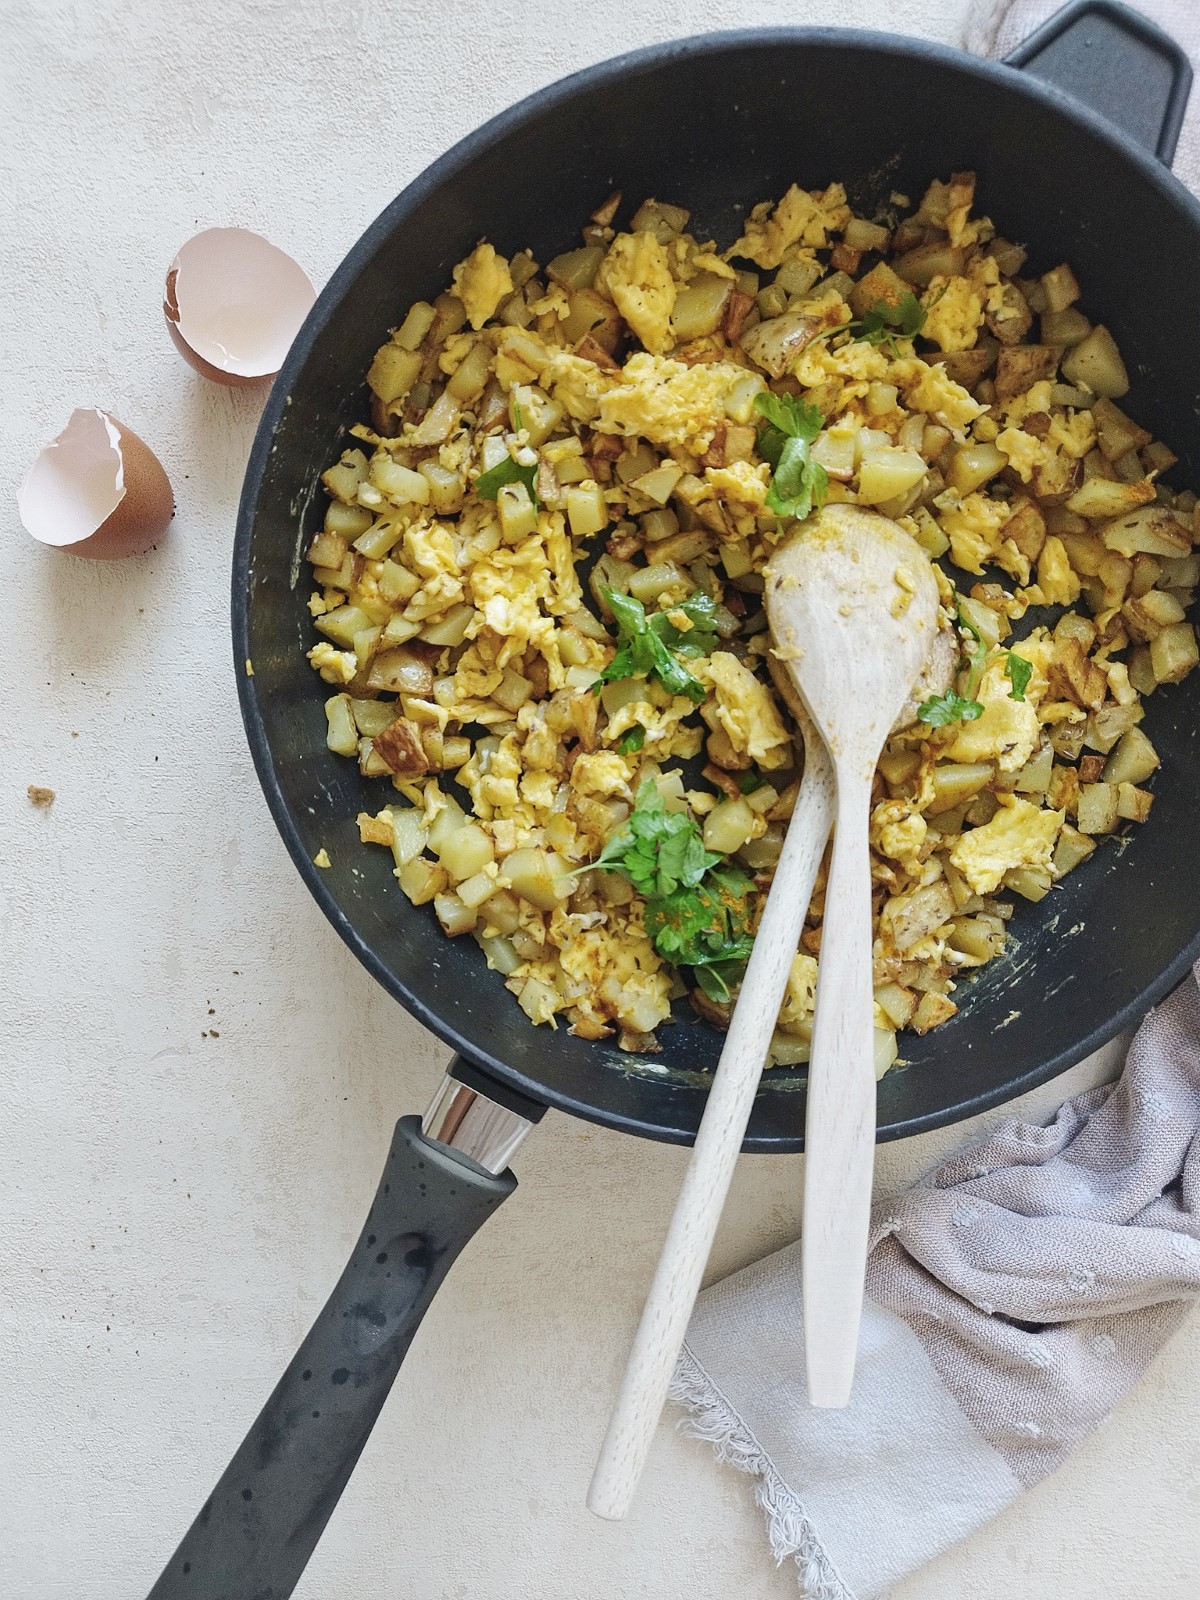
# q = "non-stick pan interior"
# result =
<box><xmin>236</xmin><ymin>29</ymin><xmax>1200</xmax><ymax>1150</ymax></box>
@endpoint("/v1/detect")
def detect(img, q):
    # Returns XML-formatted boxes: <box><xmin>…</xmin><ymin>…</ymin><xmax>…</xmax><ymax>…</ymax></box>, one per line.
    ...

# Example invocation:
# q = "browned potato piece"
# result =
<box><xmin>1033</xmin><ymin>452</ymin><xmax>1083</xmax><ymax>504</ymax></box>
<box><xmin>1065</xmin><ymin>478</ymin><xmax>1156</xmax><ymax>519</ymax></box>
<box><xmin>1002</xmin><ymin>499</ymin><xmax>1047</xmax><ymax>564</ymax></box>
<box><xmin>994</xmin><ymin>344</ymin><xmax>1059</xmax><ymax>399</ymax></box>
<box><xmin>1047</xmin><ymin>637</ymin><xmax>1107</xmax><ymax>711</ymax></box>
<box><xmin>1040</xmin><ymin>308</ymin><xmax>1092</xmax><ymax>347</ymax></box>
<box><xmin>1077</xmin><ymin>782</ymin><xmax>1120</xmax><ymax>835</ymax></box>
<box><xmin>1061</xmin><ymin>324</ymin><xmax>1130</xmax><ymax>398</ymax></box>
<box><xmin>1100</xmin><ymin>503</ymin><xmax>1191</xmax><ymax>558</ymax></box>
<box><xmin>740</xmin><ymin>306</ymin><xmax>825</xmax><ymax>376</ymax></box>
<box><xmin>1041</xmin><ymin>262</ymin><xmax>1082</xmax><ymax>313</ymax></box>
<box><xmin>932</xmin><ymin>347</ymin><xmax>993</xmax><ymax>390</ymax></box>
<box><xmin>847</xmin><ymin>259</ymin><xmax>910</xmax><ymax>318</ymax></box>
<box><xmin>892</xmin><ymin>241</ymin><xmax>968</xmax><ymax>286</ymax></box>
<box><xmin>985</xmin><ymin>283</ymin><xmax>1033</xmax><ymax>345</ymax></box>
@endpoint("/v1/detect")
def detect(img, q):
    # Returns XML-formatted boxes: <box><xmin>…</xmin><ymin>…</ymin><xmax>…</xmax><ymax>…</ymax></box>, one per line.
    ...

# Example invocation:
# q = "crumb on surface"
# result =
<box><xmin>27</xmin><ymin>785</ymin><xmax>55</xmax><ymax>807</ymax></box>
<box><xmin>313</xmin><ymin>847</ymin><xmax>331</xmax><ymax>868</ymax></box>
<box><xmin>245</xmin><ymin>658</ymin><xmax>254</xmax><ymax>676</ymax></box>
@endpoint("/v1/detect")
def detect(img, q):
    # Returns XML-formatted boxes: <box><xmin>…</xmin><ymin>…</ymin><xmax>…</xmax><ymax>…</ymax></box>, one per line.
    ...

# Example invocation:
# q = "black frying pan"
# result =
<box><xmin>147</xmin><ymin>4</ymin><xmax>1200</xmax><ymax>1594</ymax></box>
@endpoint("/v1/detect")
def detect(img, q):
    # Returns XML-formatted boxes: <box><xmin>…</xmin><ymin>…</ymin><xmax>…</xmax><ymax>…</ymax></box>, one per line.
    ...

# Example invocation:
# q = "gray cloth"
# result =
<box><xmin>672</xmin><ymin>971</ymin><xmax>1200</xmax><ymax>1597</ymax></box>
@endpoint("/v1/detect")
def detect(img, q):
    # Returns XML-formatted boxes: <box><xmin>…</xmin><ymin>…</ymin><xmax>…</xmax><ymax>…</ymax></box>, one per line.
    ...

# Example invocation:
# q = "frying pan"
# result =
<box><xmin>147</xmin><ymin>3</ymin><xmax>1200</xmax><ymax>1594</ymax></box>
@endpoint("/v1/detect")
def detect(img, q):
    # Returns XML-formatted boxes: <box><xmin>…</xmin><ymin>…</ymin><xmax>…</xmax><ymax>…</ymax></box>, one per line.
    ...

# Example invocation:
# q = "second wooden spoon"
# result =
<box><xmin>765</xmin><ymin>503</ymin><xmax>940</xmax><ymax>1409</ymax></box>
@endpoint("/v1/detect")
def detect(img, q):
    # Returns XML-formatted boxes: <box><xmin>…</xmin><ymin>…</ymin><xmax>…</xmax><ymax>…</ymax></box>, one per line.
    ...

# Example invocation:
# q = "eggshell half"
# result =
<box><xmin>164</xmin><ymin>228</ymin><xmax>316</xmax><ymax>385</ymax></box>
<box><xmin>17</xmin><ymin>408</ymin><xmax>174</xmax><ymax>560</ymax></box>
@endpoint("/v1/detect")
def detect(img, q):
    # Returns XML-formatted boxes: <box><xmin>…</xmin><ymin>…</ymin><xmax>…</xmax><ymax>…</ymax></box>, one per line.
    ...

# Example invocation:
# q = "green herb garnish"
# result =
<box><xmin>588</xmin><ymin>779</ymin><xmax>719</xmax><ymax>900</ymax></box>
<box><xmin>848</xmin><ymin>292</ymin><xmax>927</xmax><ymax>352</ymax></box>
<box><xmin>753</xmin><ymin>392</ymin><xmax>829</xmax><ymax>522</ymax></box>
<box><xmin>644</xmin><ymin>865</ymin><xmax>756</xmax><ymax>1002</ymax></box>
<box><xmin>618</xmin><ymin>725</ymin><xmax>646</xmax><ymax>754</ymax></box>
<box><xmin>737</xmin><ymin>771</ymin><xmax>764</xmax><ymax>794</ymax></box>
<box><xmin>588</xmin><ymin>782</ymin><xmax>755</xmax><ymax>999</ymax></box>
<box><xmin>917</xmin><ymin>690</ymin><xmax>985</xmax><ymax>727</ymax></box>
<box><xmin>1005</xmin><ymin>651</ymin><xmax>1032</xmax><ymax>702</ymax></box>
<box><xmin>474</xmin><ymin>452</ymin><xmax>539</xmax><ymax>505</ymax></box>
<box><xmin>596</xmin><ymin>588</ymin><xmax>718</xmax><ymax>705</ymax></box>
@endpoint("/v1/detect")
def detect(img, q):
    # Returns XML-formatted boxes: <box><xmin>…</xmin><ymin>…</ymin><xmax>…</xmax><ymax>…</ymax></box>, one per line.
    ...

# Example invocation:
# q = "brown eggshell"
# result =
<box><xmin>17</xmin><ymin>408</ymin><xmax>174</xmax><ymax>560</ymax></box>
<box><xmin>164</xmin><ymin>228</ymin><xmax>316</xmax><ymax>385</ymax></box>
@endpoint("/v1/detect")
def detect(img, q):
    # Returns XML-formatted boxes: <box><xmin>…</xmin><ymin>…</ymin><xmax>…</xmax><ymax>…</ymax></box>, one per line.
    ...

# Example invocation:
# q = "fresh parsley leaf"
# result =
<box><xmin>597</xmin><ymin>588</ymin><xmax>710</xmax><ymax>705</ymax></box>
<box><xmin>753</xmin><ymin>392</ymin><xmax>829</xmax><ymax>522</ymax></box>
<box><xmin>737</xmin><ymin>771</ymin><xmax>764</xmax><ymax>794</ymax></box>
<box><xmin>588</xmin><ymin>780</ymin><xmax>719</xmax><ymax>901</ymax></box>
<box><xmin>849</xmin><ymin>292</ymin><xmax>927</xmax><ymax>351</ymax></box>
<box><xmin>643</xmin><ymin>865</ymin><xmax>756</xmax><ymax>998</ymax></box>
<box><xmin>917</xmin><ymin>690</ymin><xmax>985</xmax><ymax>727</ymax></box>
<box><xmin>618</xmin><ymin>724</ymin><xmax>646</xmax><ymax>754</ymax></box>
<box><xmin>1005</xmin><ymin>651</ymin><xmax>1032</xmax><ymax>702</ymax></box>
<box><xmin>474</xmin><ymin>453</ymin><xmax>539</xmax><ymax>505</ymax></box>
<box><xmin>587</xmin><ymin>787</ymin><xmax>756</xmax><ymax>996</ymax></box>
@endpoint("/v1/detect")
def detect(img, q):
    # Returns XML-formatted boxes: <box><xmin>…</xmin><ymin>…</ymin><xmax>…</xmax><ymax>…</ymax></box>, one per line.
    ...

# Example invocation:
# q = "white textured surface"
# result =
<box><xmin>1</xmin><ymin>2</ymin><xmax>1197</xmax><ymax>1596</ymax></box>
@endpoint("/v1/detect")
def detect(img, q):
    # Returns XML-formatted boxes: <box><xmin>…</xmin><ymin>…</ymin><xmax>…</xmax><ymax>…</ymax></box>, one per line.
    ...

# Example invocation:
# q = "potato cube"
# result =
<box><xmin>1052</xmin><ymin>823</ymin><xmax>1096</xmax><ymax>877</ymax></box>
<box><xmin>1040</xmin><ymin>262</ymin><xmax>1082</xmax><ymax>313</ymax></box>
<box><xmin>1061</xmin><ymin>325</ymin><xmax>1129</xmax><ymax>398</ymax></box>
<box><xmin>396</xmin><ymin>856</ymin><xmax>447</xmax><ymax>905</ymax></box>
<box><xmin>1151</xmin><ymin>621</ymin><xmax>1200</xmax><ymax>683</ymax></box>
<box><xmin>1077</xmin><ymin>782</ymin><xmax>1119</xmax><ymax>834</ymax></box>
<box><xmin>1116</xmin><ymin>783</ymin><xmax>1154</xmax><ymax>823</ymax></box>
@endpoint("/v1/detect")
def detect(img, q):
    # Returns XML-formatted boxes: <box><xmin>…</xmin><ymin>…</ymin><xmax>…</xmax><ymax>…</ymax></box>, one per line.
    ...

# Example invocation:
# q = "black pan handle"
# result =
<box><xmin>146</xmin><ymin>1113</ymin><xmax>517</xmax><ymax>1600</ymax></box>
<box><xmin>1005</xmin><ymin>0</ymin><xmax>1192</xmax><ymax>165</ymax></box>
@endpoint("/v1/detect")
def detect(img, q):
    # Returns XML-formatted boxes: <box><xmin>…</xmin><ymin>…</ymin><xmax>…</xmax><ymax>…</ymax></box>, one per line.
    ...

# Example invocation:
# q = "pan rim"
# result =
<box><xmin>233</xmin><ymin>22</ymin><xmax>1200</xmax><ymax>1150</ymax></box>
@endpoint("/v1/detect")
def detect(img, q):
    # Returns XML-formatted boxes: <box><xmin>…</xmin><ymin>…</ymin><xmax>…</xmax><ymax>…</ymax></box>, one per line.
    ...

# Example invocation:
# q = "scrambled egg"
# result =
<box><xmin>950</xmin><ymin>797</ymin><xmax>1065</xmax><ymax>895</ymax></box>
<box><xmin>451</xmin><ymin>243</ymin><xmax>513</xmax><ymax>330</ymax></box>
<box><xmin>596</xmin><ymin>232</ymin><xmax>676</xmax><ymax>354</ymax></box>
<box><xmin>306</xmin><ymin>172</ymin><xmax>1194</xmax><ymax>1057</ymax></box>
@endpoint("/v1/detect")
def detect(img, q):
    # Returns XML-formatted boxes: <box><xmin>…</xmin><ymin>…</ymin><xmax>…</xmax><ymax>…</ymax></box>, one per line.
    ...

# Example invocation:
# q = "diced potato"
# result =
<box><xmin>323</xmin><ymin>501</ymin><xmax>375</xmax><ymax>540</ymax></box>
<box><xmin>503</xmin><ymin>847</ymin><xmax>568</xmax><ymax>911</ymax></box>
<box><xmin>1040</xmin><ymin>308</ymin><xmax>1091</xmax><ymax>347</ymax></box>
<box><xmin>947</xmin><ymin>442</ymin><xmax>1008</xmax><ymax>496</ymax></box>
<box><xmin>389</xmin><ymin>807</ymin><xmax>429</xmax><ymax>867</ymax></box>
<box><xmin>1061</xmin><ymin>325</ymin><xmax>1129</xmax><ymax>398</ymax></box>
<box><xmin>994</xmin><ymin>344</ymin><xmax>1059</xmax><ymax>399</ymax></box>
<box><xmin>496</xmin><ymin>481</ymin><xmax>537</xmax><ymax>542</ymax></box>
<box><xmin>1124</xmin><ymin>587</ymin><xmax>1186</xmax><ymax>642</ymax></box>
<box><xmin>367</xmin><ymin>344</ymin><xmax>422</xmax><ymax>406</ymax></box>
<box><xmin>1065</xmin><ymin>477</ymin><xmax>1156</xmax><ymax>519</ymax></box>
<box><xmin>365</xmin><ymin>646</ymin><xmax>434</xmax><ymax>697</ymax></box>
<box><xmin>372</xmin><ymin>458</ymin><xmax>431</xmax><ymax>505</ymax></box>
<box><xmin>421</xmin><ymin>604</ymin><xmax>474</xmax><ymax>648</ymax></box>
<box><xmin>475</xmin><ymin>930</ymin><xmax>522</xmax><ymax>974</ymax></box>
<box><xmin>1092</xmin><ymin>398</ymin><xmax>1152</xmax><ymax>463</ymax></box>
<box><xmin>379</xmin><ymin>559</ymin><xmax>421</xmax><ymax>605</ymax></box>
<box><xmin>317</xmin><ymin>603</ymin><xmax>374</xmax><ymax>650</ymax></box>
<box><xmin>566</xmin><ymin>484</ymin><xmax>609</xmax><ymax>539</ymax></box>
<box><xmin>1083</xmin><ymin>699</ymin><xmax>1142</xmax><ymax>754</ymax></box>
<box><xmin>844</xmin><ymin>216</ymin><xmax>891</xmax><ymax>253</ymax></box>
<box><xmin>629</xmin><ymin>198</ymin><xmax>691</xmax><ymax>237</ymax></box>
<box><xmin>438</xmin><ymin>823</ymin><xmax>494</xmax><ymax>883</ymax></box>
<box><xmin>893</xmin><ymin>241</ymin><xmax>968</xmax><ymax>286</ymax></box>
<box><xmin>1100</xmin><ymin>503</ymin><xmax>1191</xmax><ymax>558</ymax></box>
<box><xmin>948</xmin><ymin>916</ymin><xmax>1003</xmax><ymax>962</ymax></box>
<box><xmin>1004</xmin><ymin>866</ymin><xmax>1052</xmax><ymax>902</ymax></box>
<box><xmin>928</xmin><ymin>763</ymin><xmax>993</xmax><ymax>813</ymax></box>
<box><xmin>633</xmin><ymin>462</ymin><xmax>684</xmax><ymax>505</ymax></box>
<box><xmin>1013</xmin><ymin>743</ymin><xmax>1054</xmax><ymax>794</ymax></box>
<box><xmin>547</xmin><ymin>244</ymin><xmax>606</xmax><ymax>292</ymax></box>
<box><xmin>1040</xmin><ymin>262</ymin><xmax>1081</xmax><ymax>313</ymax></box>
<box><xmin>446</xmin><ymin>339</ymin><xmax>493</xmax><ymax>403</ymax></box>
<box><xmin>1077</xmin><ymin>782</ymin><xmax>1119</xmax><ymax>835</ymax></box>
<box><xmin>350</xmin><ymin>698</ymin><xmax>398</xmax><ymax>738</ymax></box>
<box><xmin>1151</xmin><ymin>620</ymin><xmax>1199</xmax><ymax>683</ymax></box>
<box><xmin>396</xmin><ymin>856</ymin><xmax>447</xmax><ymax>905</ymax></box>
<box><xmin>875</xmin><ymin>983</ymin><xmax>918</xmax><ymax>1029</ymax></box>
<box><xmin>875</xmin><ymin>1029</ymin><xmax>900</xmax><ymax>1078</ymax></box>
<box><xmin>702</xmin><ymin>796</ymin><xmax>758</xmax><ymax>854</ymax></box>
<box><xmin>911</xmin><ymin>992</ymin><xmax>957</xmax><ymax>1034</ymax></box>
<box><xmin>740</xmin><ymin>306</ymin><xmax>824</xmax><ymax>377</ymax></box>
<box><xmin>426</xmin><ymin>792</ymin><xmax>467</xmax><ymax>855</ymax></box>
<box><xmin>509</xmin><ymin>383</ymin><xmax>565</xmax><ymax>446</ymax></box>
<box><xmin>1051</xmin><ymin>823</ymin><xmax>1095</xmax><ymax>877</ymax></box>
<box><xmin>324</xmin><ymin>694</ymin><xmax>359</xmax><ymax>757</ymax></box>
<box><xmin>1159</xmin><ymin>554</ymin><xmax>1200</xmax><ymax>589</ymax></box>
<box><xmin>434</xmin><ymin>892</ymin><xmax>478</xmax><ymax>937</ymax></box>
<box><xmin>670</xmin><ymin>272</ymin><xmax>734</xmax><ymax>340</ymax></box>
<box><xmin>857</xmin><ymin>445</ymin><xmax>927</xmax><ymax>505</ymax></box>
<box><xmin>628</xmin><ymin>561</ymin><xmax>688</xmax><ymax>606</ymax></box>
<box><xmin>1116</xmin><ymin>783</ymin><xmax>1153</xmax><ymax>823</ymax></box>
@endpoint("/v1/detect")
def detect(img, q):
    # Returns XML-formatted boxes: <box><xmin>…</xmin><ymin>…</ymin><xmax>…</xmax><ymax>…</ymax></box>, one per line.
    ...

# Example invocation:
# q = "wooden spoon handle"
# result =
<box><xmin>587</xmin><ymin>740</ymin><xmax>835</xmax><ymax>1520</ymax></box>
<box><xmin>801</xmin><ymin>769</ymin><xmax>876</xmax><ymax>1408</ymax></box>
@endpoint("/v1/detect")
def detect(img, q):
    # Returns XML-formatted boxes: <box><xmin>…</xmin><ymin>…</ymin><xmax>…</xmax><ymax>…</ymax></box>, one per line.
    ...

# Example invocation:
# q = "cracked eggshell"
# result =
<box><xmin>164</xmin><ymin>228</ymin><xmax>317</xmax><ymax>385</ymax></box>
<box><xmin>17</xmin><ymin>408</ymin><xmax>174</xmax><ymax>560</ymax></box>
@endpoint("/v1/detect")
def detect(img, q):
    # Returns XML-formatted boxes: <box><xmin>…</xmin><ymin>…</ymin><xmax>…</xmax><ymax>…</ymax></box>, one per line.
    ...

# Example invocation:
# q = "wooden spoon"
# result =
<box><xmin>587</xmin><ymin>698</ymin><xmax>836</xmax><ymax>1521</ymax></box>
<box><xmin>765</xmin><ymin>503</ymin><xmax>940</xmax><ymax>1407</ymax></box>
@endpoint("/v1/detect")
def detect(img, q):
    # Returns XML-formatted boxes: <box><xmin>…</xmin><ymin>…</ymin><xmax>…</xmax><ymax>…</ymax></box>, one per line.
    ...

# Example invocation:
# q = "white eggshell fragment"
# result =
<box><xmin>164</xmin><ymin>228</ymin><xmax>316</xmax><ymax>385</ymax></box>
<box><xmin>17</xmin><ymin>408</ymin><xmax>173</xmax><ymax>560</ymax></box>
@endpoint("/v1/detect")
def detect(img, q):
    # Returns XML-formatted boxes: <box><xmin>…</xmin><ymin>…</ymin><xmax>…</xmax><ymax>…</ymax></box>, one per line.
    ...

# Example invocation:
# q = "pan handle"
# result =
<box><xmin>1005</xmin><ymin>0</ymin><xmax>1192</xmax><ymax>165</ymax></box>
<box><xmin>146</xmin><ymin>1070</ymin><xmax>540</xmax><ymax>1600</ymax></box>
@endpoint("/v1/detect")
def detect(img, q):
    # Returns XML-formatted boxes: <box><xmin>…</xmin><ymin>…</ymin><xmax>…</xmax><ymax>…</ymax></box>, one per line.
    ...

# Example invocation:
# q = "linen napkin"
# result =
<box><xmin>669</xmin><ymin>16</ymin><xmax>1200</xmax><ymax>1591</ymax></box>
<box><xmin>670</xmin><ymin>968</ymin><xmax>1200</xmax><ymax>1598</ymax></box>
